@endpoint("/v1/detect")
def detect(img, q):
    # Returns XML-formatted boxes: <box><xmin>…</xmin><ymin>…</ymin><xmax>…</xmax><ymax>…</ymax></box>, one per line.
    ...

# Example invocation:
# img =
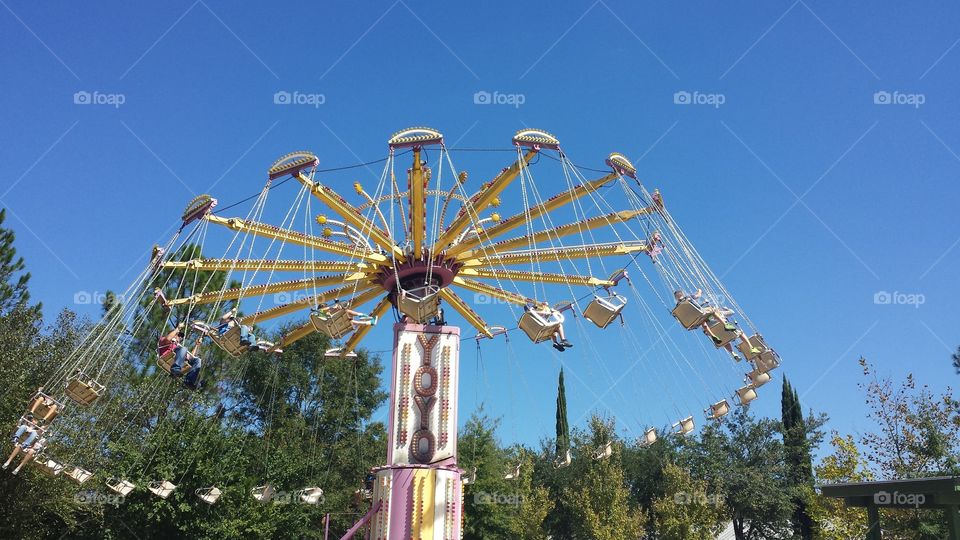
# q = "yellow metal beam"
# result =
<box><xmin>338</xmin><ymin>296</ymin><xmax>393</xmax><ymax>356</ymax></box>
<box><xmin>459</xmin><ymin>268</ymin><xmax>613</xmax><ymax>287</ymax></box>
<box><xmin>439</xmin><ymin>288</ymin><xmax>492</xmax><ymax>337</ymax></box>
<box><xmin>409</xmin><ymin>148</ymin><xmax>426</xmax><ymax>256</ymax></box>
<box><xmin>458</xmin><ymin>210</ymin><xmax>646</xmax><ymax>258</ymax></box>
<box><xmin>205</xmin><ymin>215</ymin><xmax>388</xmax><ymax>264</ymax></box>
<box><xmin>167</xmin><ymin>275</ymin><xmax>369</xmax><ymax>306</ymax></box>
<box><xmin>445</xmin><ymin>172</ymin><xmax>618</xmax><ymax>257</ymax></box>
<box><xmin>296</xmin><ymin>173</ymin><xmax>403</xmax><ymax>259</ymax></box>
<box><xmin>433</xmin><ymin>150</ymin><xmax>537</xmax><ymax>252</ymax></box>
<box><xmin>462</xmin><ymin>241</ymin><xmax>649</xmax><ymax>268</ymax></box>
<box><xmin>162</xmin><ymin>259</ymin><xmax>376</xmax><ymax>273</ymax></box>
<box><xmin>240</xmin><ymin>284</ymin><xmax>379</xmax><ymax>325</ymax></box>
<box><xmin>451</xmin><ymin>277</ymin><xmax>533</xmax><ymax>307</ymax></box>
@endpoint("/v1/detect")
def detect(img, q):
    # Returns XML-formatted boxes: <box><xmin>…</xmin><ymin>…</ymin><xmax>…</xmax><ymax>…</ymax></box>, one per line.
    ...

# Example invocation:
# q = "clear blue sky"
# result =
<box><xmin>2</xmin><ymin>1</ymin><xmax>958</xmax><ymax>455</ymax></box>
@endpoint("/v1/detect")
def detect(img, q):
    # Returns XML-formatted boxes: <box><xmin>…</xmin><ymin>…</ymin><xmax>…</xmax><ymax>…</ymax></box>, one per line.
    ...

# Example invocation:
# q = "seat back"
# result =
<box><xmin>518</xmin><ymin>310</ymin><xmax>564</xmax><ymax>343</ymax></box>
<box><xmin>210</xmin><ymin>324</ymin><xmax>245</xmax><ymax>357</ymax></box>
<box><xmin>107</xmin><ymin>478</ymin><xmax>136</xmax><ymax>496</ymax></box>
<box><xmin>734</xmin><ymin>385</ymin><xmax>759</xmax><ymax>405</ymax></box>
<box><xmin>705</xmin><ymin>400</ymin><xmax>731</xmax><ymax>420</ymax></box>
<box><xmin>148</xmin><ymin>480</ymin><xmax>177</xmax><ymax>498</ymax></box>
<box><xmin>594</xmin><ymin>442</ymin><xmax>613</xmax><ymax>460</ymax></box>
<box><xmin>252</xmin><ymin>484</ymin><xmax>274</xmax><ymax>502</ymax></box>
<box><xmin>706</xmin><ymin>320</ymin><xmax>739</xmax><ymax>349</ymax></box>
<box><xmin>66</xmin><ymin>466</ymin><xmax>94</xmax><ymax>485</ymax></box>
<box><xmin>34</xmin><ymin>456</ymin><xmax>64</xmax><ymax>476</ymax></box>
<box><xmin>753</xmin><ymin>350</ymin><xmax>781</xmax><ymax>373</ymax></box>
<box><xmin>197</xmin><ymin>486</ymin><xmax>223</xmax><ymax>504</ymax></box>
<box><xmin>310</xmin><ymin>308</ymin><xmax>353</xmax><ymax>339</ymax></box>
<box><xmin>157</xmin><ymin>350</ymin><xmax>189</xmax><ymax>375</ymax></box>
<box><xmin>298</xmin><ymin>487</ymin><xmax>324</xmax><ymax>504</ymax></box>
<box><xmin>736</xmin><ymin>334</ymin><xmax>768</xmax><ymax>361</ymax></box>
<box><xmin>29</xmin><ymin>392</ymin><xmax>61</xmax><ymax>423</ymax></box>
<box><xmin>64</xmin><ymin>375</ymin><xmax>105</xmax><ymax>406</ymax></box>
<box><xmin>397</xmin><ymin>285</ymin><xmax>441</xmax><ymax>323</ymax></box>
<box><xmin>746</xmin><ymin>369</ymin><xmax>772</xmax><ymax>388</ymax></box>
<box><xmin>672</xmin><ymin>300</ymin><xmax>707</xmax><ymax>330</ymax></box>
<box><xmin>673</xmin><ymin>416</ymin><xmax>695</xmax><ymax>435</ymax></box>
<box><xmin>640</xmin><ymin>427</ymin><xmax>658</xmax><ymax>447</ymax></box>
<box><xmin>584</xmin><ymin>295</ymin><xmax>627</xmax><ymax>329</ymax></box>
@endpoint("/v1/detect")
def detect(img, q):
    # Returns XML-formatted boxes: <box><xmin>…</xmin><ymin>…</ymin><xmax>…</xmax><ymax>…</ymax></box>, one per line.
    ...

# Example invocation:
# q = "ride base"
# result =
<box><xmin>366</xmin><ymin>323</ymin><xmax>463</xmax><ymax>540</ymax></box>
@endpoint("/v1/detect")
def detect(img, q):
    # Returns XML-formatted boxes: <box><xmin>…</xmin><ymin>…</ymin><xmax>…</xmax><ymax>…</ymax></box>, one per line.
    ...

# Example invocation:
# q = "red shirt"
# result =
<box><xmin>157</xmin><ymin>336</ymin><xmax>179</xmax><ymax>357</ymax></box>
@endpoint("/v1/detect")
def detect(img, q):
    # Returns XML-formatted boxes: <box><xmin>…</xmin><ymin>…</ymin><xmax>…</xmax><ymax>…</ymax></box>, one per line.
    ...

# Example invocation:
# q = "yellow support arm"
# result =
<box><xmin>439</xmin><ymin>288</ymin><xmax>493</xmax><ymax>337</ymax></box>
<box><xmin>296</xmin><ymin>173</ymin><xmax>403</xmax><ymax>259</ymax></box>
<box><xmin>240</xmin><ymin>284</ymin><xmax>379</xmax><ymax>325</ymax></box>
<box><xmin>459</xmin><ymin>268</ymin><xmax>614</xmax><ymax>287</ymax></box>
<box><xmin>167</xmin><ymin>274</ymin><xmax>369</xmax><ymax>306</ymax></box>
<box><xmin>445</xmin><ymin>172</ymin><xmax>618</xmax><ymax>256</ymax></box>
<box><xmin>409</xmin><ymin>148</ymin><xmax>426</xmax><ymax>256</ymax></box>
<box><xmin>451</xmin><ymin>277</ymin><xmax>533</xmax><ymax>307</ymax></box>
<box><xmin>432</xmin><ymin>150</ymin><xmax>537</xmax><ymax>252</ymax></box>
<box><xmin>205</xmin><ymin>215</ymin><xmax>388</xmax><ymax>264</ymax></box>
<box><xmin>462</xmin><ymin>241</ymin><xmax>649</xmax><ymax>268</ymax></box>
<box><xmin>162</xmin><ymin>259</ymin><xmax>376</xmax><ymax>273</ymax></box>
<box><xmin>339</xmin><ymin>296</ymin><xmax>393</xmax><ymax>356</ymax></box>
<box><xmin>271</xmin><ymin>291</ymin><xmax>391</xmax><ymax>352</ymax></box>
<box><xmin>458</xmin><ymin>210</ymin><xmax>647</xmax><ymax>258</ymax></box>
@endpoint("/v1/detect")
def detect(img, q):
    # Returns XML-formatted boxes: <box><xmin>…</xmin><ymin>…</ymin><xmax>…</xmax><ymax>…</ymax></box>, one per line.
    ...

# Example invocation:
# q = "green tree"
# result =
<box><xmin>811</xmin><ymin>433</ymin><xmax>873</xmax><ymax>540</ymax></box>
<box><xmin>651</xmin><ymin>461</ymin><xmax>725</xmax><ymax>540</ymax></box>
<box><xmin>781</xmin><ymin>377</ymin><xmax>817</xmax><ymax>539</ymax></box>
<box><xmin>0</xmin><ymin>208</ymin><xmax>39</xmax><ymax>317</ymax></box>
<box><xmin>555</xmin><ymin>368</ymin><xmax>569</xmax><ymax>457</ymax></box>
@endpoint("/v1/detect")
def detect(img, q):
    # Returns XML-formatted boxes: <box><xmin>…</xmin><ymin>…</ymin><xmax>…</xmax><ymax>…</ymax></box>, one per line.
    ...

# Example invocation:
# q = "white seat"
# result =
<box><xmin>672</xmin><ymin>300</ymin><xmax>708</xmax><ymax>330</ymax></box>
<box><xmin>673</xmin><ymin>416</ymin><xmax>695</xmax><ymax>436</ymax></box>
<box><xmin>33</xmin><ymin>456</ymin><xmax>65</xmax><ymax>477</ymax></box>
<box><xmin>705</xmin><ymin>399</ymin><xmax>731</xmax><ymax>420</ymax></box>
<box><xmin>66</xmin><ymin>466</ymin><xmax>94</xmax><ymax>485</ymax></box>
<box><xmin>706</xmin><ymin>320</ymin><xmax>739</xmax><ymax>349</ymax></box>
<box><xmin>64</xmin><ymin>372</ymin><xmax>105</xmax><ymax>406</ymax></box>
<box><xmin>397</xmin><ymin>285</ymin><xmax>441</xmax><ymax>323</ymax></box>
<box><xmin>593</xmin><ymin>442</ymin><xmax>612</xmax><ymax>460</ymax></box>
<box><xmin>639</xmin><ymin>427</ymin><xmax>658</xmax><ymax>447</ymax></box>
<box><xmin>753</xmin><ymin>349</ymin><xmax>781</xmax><ymax>373</ymax></box>
<box><xmin>310</xmin><ymin>307</ymin><xmax>354</xmax><ymax>340</ymax></box>
<box><xmin>734</xmin><ymin>385</ymin><xmax>759</xmax><ymax>405</ymax></box>
<box><xmin>745</xmin><ymin>369</ymin><xmax>772</xmax><ymax>388</ymax></box>
<box><xmin>504</xmin><ymin>463</ymin><xmax>521</xmax><ymax>480</ymax></box>
<box><xmin>555</xmin><ymin>449</ymin><xmax>571</xmax><ymax>468</ymax></box>
<box><xmin>518</xmin><ymin>309</ymin><xmax>564</xmax><ymax>343</ymax></box>
<box><xmin>252</xmin><ymin>484</ymin><xmax>274</xmax><ymax>503</ymax></box>
<box><xmin>462</xmin><ymin>467</ymin><xmax>477</xmax><ymax>485</ymax></box>
<box><xmin>196</xmin><ymin>486</ymin><xmax>223</xmax><ymax>504</ymax></box>
<box><xmin>148</xmin><ymin>480</ymin><xmax>177</xmax><ymax>499</ymax></box>
<box><xmin>298</xmin><ymin>487</ymin><xmax>324</xmax><ymax>504</ymax></box>
<box><xmin>107</xmin><ymin>478</ymin><xmax>136</xmax><ymax>496</ymax></box>
<box><xmin>583</xmin><ymin>294</ymin><xmax>627</xmax><ymax>329</ymax></box>
<box><xmin>324</xmin><ymin>347</ymin><xmax>358</xmax><ymax>359</ymax></box>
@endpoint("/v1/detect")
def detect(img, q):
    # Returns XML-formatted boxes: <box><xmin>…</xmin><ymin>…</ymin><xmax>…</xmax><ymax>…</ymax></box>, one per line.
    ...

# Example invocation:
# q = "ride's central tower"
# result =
<box><xmin>368</xmin><ymin>322</ymin><xmax>462</xmax><ymax>540</ymax></box>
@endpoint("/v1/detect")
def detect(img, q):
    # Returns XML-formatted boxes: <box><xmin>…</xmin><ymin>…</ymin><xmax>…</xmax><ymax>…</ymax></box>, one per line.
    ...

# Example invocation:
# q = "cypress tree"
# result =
<box><xmin>782</xmin><ymin>377</ymin><xmax>815</xmax><ymax>539</ymax></box>
<box><xmin>555</xmin><ymin>368</ymin><xmax>569</xmax><ymax>456</ymax></box>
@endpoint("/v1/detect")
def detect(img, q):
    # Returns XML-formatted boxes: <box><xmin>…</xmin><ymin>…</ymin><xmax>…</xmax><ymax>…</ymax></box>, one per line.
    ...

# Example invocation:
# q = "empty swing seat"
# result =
<box><xmin>639</xmin><ymin>427</ymin><xmax>658</xmax><ymax>447</ymax></box>
<box><xmin>555</xmin><ymin>449</ymin><xmax>571</xmax><ymax>468</ymax></box>
<box><xmin>298</xmin><ymin>487</ymin><xmax>324</xmax><ymax>504</ymax></box>
<box><xmin>157</xmin><ymin>350</ymin><xmax>190</xmax><ymax>376</ymax></box>
<box><xmin>673</xmin><ymin>416</ymin><xmax>695</xmax><ymax>435</ymax></box>
<box><xmin>584</xmin><ymin>294</ymin><xmax>627</xmax><ymax>329</ymax></box>
<box><xmin>672</xmin><ymin>300</ymin><xmax>709</xmax><ymax>330</ymax></box>
<box><xmin>593</xmin><ymin>442</ymin><xmax>612</xmax><ymax>460</ymax></box>
<box><xmin>734</xmin><ymin>385</ymin><xmax>759</xmax><ymax>405</ymax></box>
<box><xmin>736</xmin><ymin>334</ymin><xmax>768</xmax><ymax>361</ymax></box>
<box><xmin>705</xmin><ymin>399</ymin><xmax>731</xmax><ymax>420</ymax></box>
<box><xmin>398</xmin><ymin>285</ymin><xmax>441</xmax><ymax>323</ymax></box>
<box><xmin>28</xmin><ymin>392</ymin><xmax>62</xmax><ymax>423</ymax></box>
<box><xmin>753</xmin><ymin>349</ymin><xmax>781</xmax><ymax>373</ymax></box>
<box><xmin>518</xmin><ymin>309</ymin><xmax>564</xmax><ymax>344</ymax></box>
<box><xmin>252</xmin><ymin>484</ymin><xmax>274</xmax><ymax>503</ymax></box>
<box><xmin>107</xmin><ymin>478</ymin><xmax>136</xmax><ymax>496</ymax></box>
<box><xmin>196</xmin><ymin>486</ymin><xmax>223</xmax><ymax>504</ymax></box>
<box><xmin>310</xmin><ymin>308</ymin><xmax>354</xmax><ymax>340</ymax></box>
<box><xmin>504</xmin><ymin>464</ymin><xmax>521</xmax><ymax>480</ymax></box>
<box><xmin>148</xmin><ymin>480</ymin><xmax>177</xmax><ymax>499</ymax></box>
<box><xmin>33</xmin><ymin>456</ymin><xmax>65</xmax><ymax>477</ymax></box>
<box><xmin>706</xmin><ymin>320</ymin><xmax>739</xmax><ymax>349</ymax></box>
<box><xmin>66</xmin><ymin>466</ymin><xmax>94</xmax><ymax>485</ymax></box>
<box><xmin>64</xmin><ymin>373</ymin><xmax>105</xmax><ymax>406</ymax></box>
<box><xmin>745</xmin><ymin>369</ymin><xmax>772</xmax><ymax>388</ymax></box>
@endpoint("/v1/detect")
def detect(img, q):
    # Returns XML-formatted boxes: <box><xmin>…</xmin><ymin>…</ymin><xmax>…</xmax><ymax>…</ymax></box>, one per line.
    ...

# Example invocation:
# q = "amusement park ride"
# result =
<box><xmin>5</xmin><ymin>127</ymin><xmax>780</xmax><ymax>539</ymax></box>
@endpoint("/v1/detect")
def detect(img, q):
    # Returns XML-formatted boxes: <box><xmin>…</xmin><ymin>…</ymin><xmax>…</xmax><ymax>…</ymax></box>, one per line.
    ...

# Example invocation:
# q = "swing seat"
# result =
<box><xmin>298</xmin><ymin>487</ymin><xmax>324</xmax><ymax>504</ymax></box>
<box><xmin>555</xmin><ymin>449</ymin><xmax>571</xmax><ymax>468</ymax></box>
<box><xmin>203</xmin><ymin>323</ymin><xmax>246</xmax><ymax>358</ymax></box>
<box><xmin>639</xmin><ymin>427</ymin><xmax>658</xmax><ymax>447</ymax></box>
<box><xmin>462</xmin><ymin>467</ymin><xmax>477</xmax><ymax>486</ymax></box>
<box><xmin>593</xmin><ymin>442</ymin><xmax>612</xmax><ymax>460</ymax></box>
<box><xmin>196</xmin><ymin>486</ymin><xmax>223</xmax><ymax>504</ymax></box>
<box><xmin>33</xmin><ymin>456</ymin><xmax>65</xmax><ymax>476</ymax></box>
<box><xmin>706</xmin><ymin>320</ymin><xmax>739</xmax><ymax>349</ymax></box>
<box><xmin>107</xmin><ymin>478</ymin><xmax>136</xmax><ymax>496</ymax></box>
<box><xmin>397</xmin><ymin>285</ymin><xmax>441</xmax><ymax>323</ymax></box>
<box><xmin>66</xmin><ymin>466</ymin><xmax>94</xmax><ymax>485</ymax></box>
<box><xmin>673</xmin><ymin>416</ymin><xmax>695</xmax><ymax>436</ymax></box>
<box><xmin>252</xmin><ymin>484</ymin><xmax>274</xmax><ymax>503</ymax></box>
<box><xmin>745</xmin><ymin>369</ymin><xmax>772</xmax><ymax>388</ymax></box>
<box><xmin>672</xmin><ymin>300</ymin><xmax>708</xmax><ymax>330</ymax></box>
<box><xmin>355</xmin><ymin>488</ymin><xmax>373</xmax><ymax>500</ymax></box>
<box><xmin>736</xmin><ymin>334</ymin><xmax>768</xmax><ymax>361</ymax></box>
<box><xmin>705</xmin><ymin>399</ymin><xmax>731</xmax><ymax>420</ymax></box>
<box><xmin>518</xmin><ymin>309</ymin><xmax>564</xmax><ymax>344</ymax></box>
<box><xmin>157</xmin><ymin>350</ymin><xmax>190</xmax><ymax>376</ymax></box>
<box><xmin>504</xmin><ymin>464</ymin><xmax>521</xmax><ymax>480</ymax></box>
<box><xmin>584</xmin><ymin>294</ymin><xmax>627</xmax><ymax>329</ymax></box>
<box><xmin>310</xmin><ymin>307</ymin><xmax>354</xmax><ymax>340</ymax></box>
<box><xmin>324</xmin><ymin>347</ymin><xmax>358</xmax><ymax>359</ymax></box>
<box><xmin>28</xmin><ymin>392</ymin><xmax>62</xmax><ymax>423</ymax></box>
<box><xmin>753</xmin><ymin>349</ymin><xmax>781</xmax><ymax>373</ymax></box>
<box><xmin>148</xmin><ymin>480</ymin><xmax>177</xmax><ymax>499</ymax></box>
<box><xmin>734</xmin><ymin>385</ymin><xmax>759</xmax><ymax>405</ymax></box>
<box><xmin>64</xmin><ymin>373</ymin><xmax>105</xmax><ymax>406</ymax></box>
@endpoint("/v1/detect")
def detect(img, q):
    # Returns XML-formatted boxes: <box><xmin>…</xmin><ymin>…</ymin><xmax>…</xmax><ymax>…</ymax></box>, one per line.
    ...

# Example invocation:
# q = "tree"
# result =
<box><xmin>0</xmin><ymin>208</ymin><xmax>39</xmax><ymax>317</ymax></box>
<box><xmin>782</xmin><ymin>377</ymin><xmax>817</xmax><ymax>539</ymax></box>
<box><xmin>555</xmin><ymin>368</ymin><xmax>569</xmax><ymax>457</ymax></box>
<box><xmin>952</xmin><ymin>346</ymin><xmax>960</xmax><ymax>374</ymax></box>
<box><xmin>651</xmin><ymin>461</ymin><xmax>725</xmax><ymax>540</ymax></box>
<box><xmin>811</xmin><ymin>433</ymin><xmax>873</xmax><ymax>540</ymax></box>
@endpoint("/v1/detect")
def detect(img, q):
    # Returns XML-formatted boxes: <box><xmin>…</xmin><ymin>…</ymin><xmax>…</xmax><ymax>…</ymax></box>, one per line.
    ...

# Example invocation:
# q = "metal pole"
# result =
<box><xmin>866</xmin><ymin>503</ymin><xmax>882</xmax><ymax>540</ymax></box>
<box><xmin>947</xmin><ymin>505</ymin><xmax>960</xmax><ymax>540</ymax></box>
<box><xmin>324</xmin><ymin>513</ymin><xmax>330</xmax><ymax>540</ymax></box>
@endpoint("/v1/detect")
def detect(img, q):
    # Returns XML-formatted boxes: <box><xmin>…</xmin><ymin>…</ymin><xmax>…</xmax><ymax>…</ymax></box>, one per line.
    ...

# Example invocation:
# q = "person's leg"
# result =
<box><xmin>184</xmin><ymin>356</ymin><xmax>202</xmax><ymax>387</ymax></box>
<box><xmin>239</xmin><ymin>325</ymin><xmax>252</xmax><ymax>345</ymax></box>
<box><xmin>11</xmin><ymin>425</ymin><xmax>27</xmax><ymax>444</ymax></box>
<box><xmin>12</xmin><ymin>449</ymin><xmax>36</xmax><ymax>474</ymax></box>
<box><xmin>3</xmin><ymin>446</ymin><xmax>22</xmax><ymax>469</ymax></box>
<box><xmin>41</xmin><ymin>405</ymin><xmax>57</xmax><ymax>423</ymax></box>
<box><xmin>170</xmin><ymin>345</ymin><xmax>187</xmax><ymax>376</ymax></box>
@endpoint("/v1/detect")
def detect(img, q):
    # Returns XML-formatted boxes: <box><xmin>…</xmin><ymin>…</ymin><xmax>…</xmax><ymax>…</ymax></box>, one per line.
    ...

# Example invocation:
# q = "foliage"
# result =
<box><xmin>811</xmin><ymin>433</ymin><xmax>872</xmax><ymax>540</ymax></box>
<box><xmin>555</xmin><ymin>368</ymin><xmax>569</xmax><ymax>457</ymax></box>
<box><xmin>781</xmin><ymin>377</ymin><xmax>817</xmax><ymax>539</ymax></box>
<box><xmin>650</xmin><ymin>461</ymin><xmax>725</xmax><ymax>540</ymax></box>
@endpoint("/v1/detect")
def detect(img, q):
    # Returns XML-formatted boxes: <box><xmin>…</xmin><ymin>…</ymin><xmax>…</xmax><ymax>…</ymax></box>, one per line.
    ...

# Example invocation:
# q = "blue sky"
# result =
<box><xmin>2</xmin><ymin>1</ymin><xmax>959</xmax><ymax>457</ymax></box>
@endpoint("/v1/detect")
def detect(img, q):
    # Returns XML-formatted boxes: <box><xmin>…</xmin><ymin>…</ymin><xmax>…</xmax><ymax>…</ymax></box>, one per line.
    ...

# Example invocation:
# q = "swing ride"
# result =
<box><xmin>3</xmin><ymin>125</ymin><xmax>783</xmax><ymax>538</ymax></box>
